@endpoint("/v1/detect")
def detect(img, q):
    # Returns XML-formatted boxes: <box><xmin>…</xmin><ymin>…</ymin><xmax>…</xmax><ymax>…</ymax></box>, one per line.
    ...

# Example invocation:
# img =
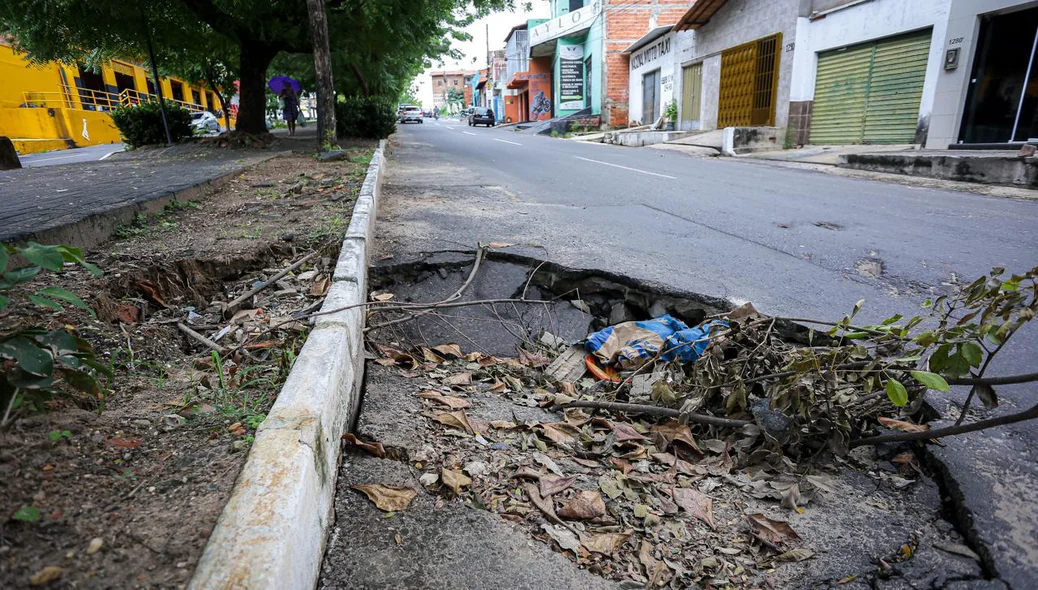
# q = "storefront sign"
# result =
<box><xmin>530</xmin><ymin>2</ymin><xmax>601</xmax><ymax>47</ymax></box>
<box><xmin>558</xmin><ymin>45</ymin><xmax>584</xmax><ymax>110</ymax></box>
<box><xmin>630</xmin><ymin>35</ymin><xmax>671</xmax><ymax>71</ymax></box>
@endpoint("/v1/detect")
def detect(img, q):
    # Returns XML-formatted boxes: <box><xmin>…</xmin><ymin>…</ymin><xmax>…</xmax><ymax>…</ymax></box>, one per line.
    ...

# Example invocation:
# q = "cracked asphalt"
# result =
<box><xmin>375</xmin><ymin>119</ymin><xmax>1038</xmax><ymax>588</ymax></box>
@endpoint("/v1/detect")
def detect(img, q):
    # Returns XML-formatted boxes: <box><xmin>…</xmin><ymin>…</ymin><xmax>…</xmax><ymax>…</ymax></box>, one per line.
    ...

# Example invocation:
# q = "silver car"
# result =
<box><xmin>399</xmin><ymin>106</ymin><xmax>424</xmax><ymax>124</ymax></box>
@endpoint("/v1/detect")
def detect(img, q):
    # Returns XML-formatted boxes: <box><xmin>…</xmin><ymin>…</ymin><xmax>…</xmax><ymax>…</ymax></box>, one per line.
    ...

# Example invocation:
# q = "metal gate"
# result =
<box><xmin>718</xmin><ymin>34</ymin><xmax>780</xmax><ymax>127</ymax></box>
<box><xmin>642</xmin><ymin>69</ymin><xmax>661</xmax><ymax>124</ymax></box>
<box><xmin>810</xmin><ymin>29</ymin><xmax>932</xmax><ymax>145</ymax></box>
<box><xmin>681</xmin><ymin>63</ymin><xmax>702</xmax><ymax>126</ymax></box>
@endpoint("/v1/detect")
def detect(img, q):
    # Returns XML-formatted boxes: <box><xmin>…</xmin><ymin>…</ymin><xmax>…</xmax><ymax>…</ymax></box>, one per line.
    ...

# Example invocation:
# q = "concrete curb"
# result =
<box><xmin>188</xmin><ymin>139</ymin><xmax>386</xmax><ymax>590</ymax></box>
<box><xmin>1</xmin><ymin>152</ymin><xmax>282</xmax><ymax>252</ymax></box>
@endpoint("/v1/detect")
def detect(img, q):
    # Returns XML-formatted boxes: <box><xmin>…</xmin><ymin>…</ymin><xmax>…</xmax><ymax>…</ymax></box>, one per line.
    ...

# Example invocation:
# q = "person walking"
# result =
<box><xmin>279</xmin><ymin>81</ymin><xmax>300</xmax><ymax>136</ymax></box>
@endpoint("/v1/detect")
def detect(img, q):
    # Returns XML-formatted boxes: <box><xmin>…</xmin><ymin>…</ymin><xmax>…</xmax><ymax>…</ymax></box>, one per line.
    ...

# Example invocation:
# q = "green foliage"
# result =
<box><xmin>335</xmin><ymin>96</ymin><xmax>397</xmax><ymax>139</ymax></box>
<box><xmin>664</xmin><ymin>99</ymin><xmax>678</xmax><ymax>123</ymax></box>
<box><xmin>48</xmin><ymin>429</ymin><xmax>73</xmax><ymax>442</ymax></box>
<box><xmin>13</xmin><ymin>505</ymin><xmax>41</xmax><ymax>523</ymax></box>
<box><xmin>0</xmin><ymin>243</ymin><xmax>110</xmax><ymax>426</ymax></box>
<box><xmin>111</xmin><ymin>101</ymin><xmax>193</xmax><ymax>148</ymax></box>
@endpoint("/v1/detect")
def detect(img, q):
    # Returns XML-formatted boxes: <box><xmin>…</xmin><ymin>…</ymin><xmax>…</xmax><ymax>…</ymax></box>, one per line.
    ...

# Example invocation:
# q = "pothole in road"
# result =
<box><xmin>814</xmin><ymin>221</ymin><xmax>843</xmax><ymax>231</ymax></box>
<box><xmin>855</xmin><ymin>257</ymin><xmax>885</xmax><ymax>278</ymax></box>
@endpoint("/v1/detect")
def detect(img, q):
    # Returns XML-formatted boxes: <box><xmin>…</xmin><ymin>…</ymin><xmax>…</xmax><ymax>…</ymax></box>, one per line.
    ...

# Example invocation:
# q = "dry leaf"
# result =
<box><xmin>342</xmin><ymin>433</ymin><xmax>386</xmax><ymax>458</ymax></box>
<box><xmin>464</xmin><ymin>351</ymin><xmax>484</xmax><ymax>361</ymax></box>
<box><xmin>432</xmin><ymin>343</ymin><xmax>464</xmax><ymax>358</ymax></box>
<box><xmin>651</xmin><ymin>419</ymin><xmax>702</xmax><ymax>453</ymax></box>
<box><xmin>29</xmin><ymin>566</ymin><xmax>63</xmax><ymax>586</ymax></box>
<box><xmin>539</xmin><ymin>423</ymin><xmax>577</xmax><ymax>445</ymax></box>
<box><xmin>583</xmin><ymin>532</ymin><xmax>631</xmax><ymax>555</ymax></box>
<box><xmin>748</xmin><ymin>513</ymin><xmax>801</xmax><ymax>546</ymax></box>
<box><xmin>372</xmin><ymin>292</ymin><xmax>394</xmax><ymax>301</ymax></box>
<box><xmin>877</xmin><ymin>416</ymin><xmax>929</xmax><ymax>433</ymax></box>
<box><xmin>352</xmin><ymin>484</ymin><xmax>417</xmax><ymax>512</ymax></box>
<box><xmin>671</xmin><ymin>487</ymin><xmax>715</xmax><ymax>529</ymax></box>
<box><xmin>541</xmin><ymin>523</ymin><xmax>580</xmax><ymax>552</ymax></box>
<box><xmin>444</xmin><ymin>372</ymin><xmax>473</xmax><ymax>386</ymax></box>
<box><xmin>525</xmin><ymin>483</ymin><xmax>560</xmax><ymax>522</ymax></box>
<box><xmin>539</xmin><ymin>475</ymin><xmax>577</xmax><ymax>497</ymax></box>
<box><xmin>434</xmin><ymin>411</ymin><xmax>474</xmax><ymax>434</ymax></box>
<box><xmin>558</xmin><ymin>490</ymin><xmax>606</xmax><ymax>520</ymax></box>
<box><xmin>518</xmin><ymin>347</ymin><xmax>550</xmax><ymax>368</ymax></box>
<box><xmin>610</xmin><ymin>421</ymin><xmax>648</xmax><ymax>442</ymax></box>
<box><xmin>417</xmin><ymin>391</ymin><xmax>472</xmax><ymax>409</ymax></box>
<box><xmin>651</xmin><ymin>452</ymin><xmax>698</xmax><ymax>475</ymax></box>
<box><xmin>441</xmin><ymin>468</ymin><xmax>472</xmax><ymax>494</ymax></box>
<box><xmin>421</xmin><ymin>347</ymin><xmax>445</xmax><ymax>363</ymax></box>
<box><xmin>638</xmin><ymin>541</ymin><xmax>671</xmax><ymax>585</ymax></box>
<box><xmin>489</xmin><ymin>420</ymin><xmax>518</xmax><ymax>430</ymax></box>
<box><xmin>310</xmin><ymin>276</ymin><xmax>330</xmax><ymax>297</ymax></box>
<box><xmin>487</xmin><ymin>241</ymin><xmax>516</xmax><ymax>249</ymax></box>
<box><xmin>776</xmin><ymin>548</ymin><xmax>815</xmax><ymax>562</ymax></box>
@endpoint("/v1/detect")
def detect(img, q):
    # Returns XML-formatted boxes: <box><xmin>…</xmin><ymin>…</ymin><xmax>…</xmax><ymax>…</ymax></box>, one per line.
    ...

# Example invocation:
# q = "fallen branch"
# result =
<box><xmin>946</xmin><ymin>371</ymin><xmax>1038</xmax><ymax>386</ymax></box>
<box><xmin>367</xmin><ymin>245</ymin><xmax>487</xmax><ymax>332</ymax></box>
<box><xmin>178</xmin><ymin>322</ymin><xmax>228</xmax><ymax>355</ymax></box>
<box><xmin>850</xmin><ymin>401</ymin><xmax>1038</xmax><ymax>448</ymax></box>
<box><xmin>562</xmin><ymin>400</ymin><xmax>752</xmax><ymax>428</ymax></box>
<box><xmin>222</xmin><ymin>247</ymin><xmax>325</xmax><ymax>318</ymax></box>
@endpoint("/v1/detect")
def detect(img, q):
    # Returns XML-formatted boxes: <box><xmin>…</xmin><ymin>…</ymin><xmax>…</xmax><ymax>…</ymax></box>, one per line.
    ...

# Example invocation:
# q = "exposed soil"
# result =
<box><xmin>0</xmin><ymin>143</ymin><xmax>375</xmax><ymax>589</ymax></box>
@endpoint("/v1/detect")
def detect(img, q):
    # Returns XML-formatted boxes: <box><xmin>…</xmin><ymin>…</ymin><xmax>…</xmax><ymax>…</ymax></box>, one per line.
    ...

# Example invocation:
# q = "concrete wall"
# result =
<box><xmin>928</xmin><ymin>0</ymin><xmax>1038</xmax><ymax>148</ymax></box>
<box><xmin>627</xmin><ymin>33</ymin><xmax>677</xmax><ymax>126</ymax></box>
<box><xmin>671</xmin><ymin>0</ymin><xmax>800</xmax><ymax>132</ymax></box>
<box><xmin>787</xmin><ymin>0</ymin><xmax>951</xmax><ymax>145</ymax></box>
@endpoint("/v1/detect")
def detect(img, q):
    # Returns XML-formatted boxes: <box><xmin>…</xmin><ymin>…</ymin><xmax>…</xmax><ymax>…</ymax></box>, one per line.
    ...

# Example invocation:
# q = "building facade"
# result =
<box><xmin>0</xmin><ymin>40</ymin><xmax>228</xmax><ymax>154</ymax></box>
<box><xmin>628</xmin><ymin>0</ymin><xmax>1037</xmax><ymax>149</ymax></box>
<box><xmin>430</xmin><ymin>70</ymin><xmax>477</xmax><ymax>113</ymax></box>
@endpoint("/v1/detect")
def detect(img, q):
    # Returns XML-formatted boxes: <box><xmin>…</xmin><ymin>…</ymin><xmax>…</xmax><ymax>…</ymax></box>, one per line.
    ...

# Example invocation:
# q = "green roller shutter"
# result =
<box><xmin>810</xmin><ymin>29</ymin><xmax>932</xmax><ymax>145</ymax></box>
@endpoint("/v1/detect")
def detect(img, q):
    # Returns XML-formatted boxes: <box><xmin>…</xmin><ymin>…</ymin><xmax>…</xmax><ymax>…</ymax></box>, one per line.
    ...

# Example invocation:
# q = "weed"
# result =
<box><xmin>309</xmin><ymin>208</ymin><xmax>351</xmax><ymax>241</ymax></box>
<box><xmin>48</xmin><ymin>430</ymin><xmax>72</xmax><ymax>442</ymax></box>
<box><xmin>13</xmin><ymin>506</ymin><xmax>41</xmax><ymax>522</ymax></box>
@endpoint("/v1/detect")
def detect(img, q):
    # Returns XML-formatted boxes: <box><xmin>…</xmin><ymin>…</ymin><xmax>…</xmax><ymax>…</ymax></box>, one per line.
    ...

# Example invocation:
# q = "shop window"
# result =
<box><xmin>569</xmin><ymin>0</ymin><xmax>583</xmax><ymax>12</ymax></box>
<box><xmin>171</xmin><ymin>82</ymin><xmax>184</xmax><ymax>103</ymax></box>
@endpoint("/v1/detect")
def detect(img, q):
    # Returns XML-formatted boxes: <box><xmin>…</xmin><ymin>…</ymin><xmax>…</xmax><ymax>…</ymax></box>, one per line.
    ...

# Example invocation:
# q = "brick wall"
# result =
<box><xmin>602</xmin><ymin>0</ymin><xmax>689</xmax><ymax>127</ymax></box>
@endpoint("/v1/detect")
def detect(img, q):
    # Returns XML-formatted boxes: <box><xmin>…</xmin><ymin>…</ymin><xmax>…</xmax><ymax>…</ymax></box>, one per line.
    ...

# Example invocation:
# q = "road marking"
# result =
<box><xmin>493</xmin><ymin>138</ymin><xmax>522</xmax><ymax>146</ymax></box>
<box><xmin>573</xmin><ymin>156</ymin><xmax>677</xmax><ymax>179</ymax></box>
<box><xmin>22</xmin><ymin>153</ymin><xmax>82</xmax><ymax>163</ymax></box>
<box><xmin>99</xmin><ymin>151</ymin><xmax>117</xmax><ymax>161</ymax></box>
<box><xmin>463</xmin><ymin>131</ymin><xmax>477</xmax><ymax>136</ymax></box>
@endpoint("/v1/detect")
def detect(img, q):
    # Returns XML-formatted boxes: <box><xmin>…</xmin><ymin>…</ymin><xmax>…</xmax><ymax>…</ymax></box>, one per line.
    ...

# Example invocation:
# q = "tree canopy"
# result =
<box><xmin>1</xmin><ymin>0</ymin><xmax>523</xmax><ymax>135</ymax></box>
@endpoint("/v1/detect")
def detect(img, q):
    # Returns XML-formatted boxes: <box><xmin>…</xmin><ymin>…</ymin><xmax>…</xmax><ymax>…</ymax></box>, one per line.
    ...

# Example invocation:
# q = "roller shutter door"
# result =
<box><xmin>810</xmin><ymin>30</ymin><xmax>931</xmax><ymax>145</ymax></box>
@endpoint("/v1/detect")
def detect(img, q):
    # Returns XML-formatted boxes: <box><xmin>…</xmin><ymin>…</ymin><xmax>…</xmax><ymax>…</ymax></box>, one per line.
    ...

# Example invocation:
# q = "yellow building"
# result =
<box><xmin>0</xmin><ymin>40</ymin><xmax>231</xmax><ymax>154</ymax></box>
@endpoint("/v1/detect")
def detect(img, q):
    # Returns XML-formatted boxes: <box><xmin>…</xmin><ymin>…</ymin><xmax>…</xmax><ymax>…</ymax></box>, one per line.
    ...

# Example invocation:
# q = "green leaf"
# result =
<box><xmin>61</xmin><ymin>369</ymin><xmax>100</xmax><ymax>394</ymax></box>
<box><xmin>960</xmin><ymin>342</ymin><xmax>984</xmax><ymax>368</ymax></box>
<box><xmin>882</xmin><ymin>314</ymin><xmax>903</xmax><ymax>325</ymax></box>
<box><xmin>28</xmin><ymin>295</ymin><xmax>63</xmax><ymax>312</ymax></box>
<box><xmin>20</xmin><ymin>242</ymin><xmax>65</xmax><ymax>271</ymax></box>
<box><xmin>0</xmin><ymin>336</ymin><xmax>54</xmax><ymax>376</ymax></box>
<box><xmin>0</xmin><ymin>294</ymin><xmax>8</xmax><ymax>312</ymax></box>
<box><xmin>885</xmin><ymin>379</ymin><xmax>909</xmax><ymax>407</ymax></box>
<box><xmin>13</xmin><ymin>505</ymin><xmax>41</xmax><ymax>523</ymax></box>
<box><xmin>57</xmin><ymin>246</ymin><xmax>102</xmax><ymax>276</ymax></box>
<box><xmin>40</xmin><ymin>331</ymin><xmax>79</xmax><ymax>355</ymax></box>
<box><xmin>37</xmin><ymin>286</ymin><xmax>93</xmax><ymax>316</ymax></box>
<box><xmin>3</xmin><ymin>266</ymin><xmax>41</xmax><ymax>287</ymax></box>
<box><xmin>910</xmin><ymin>370</ymin><xmax>950</xmax><ymax>392</ymax></box>
<box><xmin>0</xmin><ymin>246</ymin><xmax>7</xmax><ymax>274</ymax></box>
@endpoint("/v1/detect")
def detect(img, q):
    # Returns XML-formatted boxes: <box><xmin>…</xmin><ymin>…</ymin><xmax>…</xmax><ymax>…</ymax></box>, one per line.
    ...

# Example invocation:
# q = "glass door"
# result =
<box><xmin>958</xmin><ymin>6</ymin><xmax>1038</xmax><ymax>143</ymax></box>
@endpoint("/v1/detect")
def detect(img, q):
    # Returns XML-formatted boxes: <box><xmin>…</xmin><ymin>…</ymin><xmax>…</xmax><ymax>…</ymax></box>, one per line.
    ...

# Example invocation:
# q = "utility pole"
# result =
<box><xmin>307</xmin><ymin>0</ymin><xmax>337</xmax><ymax>148</ymax></box>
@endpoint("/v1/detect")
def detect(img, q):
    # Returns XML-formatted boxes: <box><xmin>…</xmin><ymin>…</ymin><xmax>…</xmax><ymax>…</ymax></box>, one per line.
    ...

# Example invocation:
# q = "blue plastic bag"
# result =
<box><xmin>585</xmin><ymin>315</ymin><xmax>689</xmax><ymax>369</ymax></box>
<box><xmin>660</xmin><ymin>320</ymin><xmax>728</xmax><ymax>363</ymax></box>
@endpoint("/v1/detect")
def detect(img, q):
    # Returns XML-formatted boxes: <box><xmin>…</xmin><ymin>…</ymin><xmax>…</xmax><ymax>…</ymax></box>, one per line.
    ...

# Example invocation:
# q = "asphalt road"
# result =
<box><xmin>17</xmin><ymin>143</ymin><xmax>125</xmax><ymax>167</ymax></box>
<box><xmin>381</xmin><ymin>118</ymin><xmax>1038</xmax><ymax>586</ymax></box>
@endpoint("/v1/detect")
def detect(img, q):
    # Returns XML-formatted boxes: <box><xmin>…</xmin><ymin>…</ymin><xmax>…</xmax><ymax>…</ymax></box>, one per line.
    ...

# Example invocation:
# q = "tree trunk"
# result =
<box><xmin>237</xmin><ymin>42</ymin><xmax>278</xmax><ymax>134</ymax></box>
<box><xmin>349</xmin><ymin>63</ymin><xmax>370</xmax><ymax>98</ymax></box>
<box><xmin>307</xmin><ymin>0</ymin><xmax>337</xmax><ymax>145</ymax></box>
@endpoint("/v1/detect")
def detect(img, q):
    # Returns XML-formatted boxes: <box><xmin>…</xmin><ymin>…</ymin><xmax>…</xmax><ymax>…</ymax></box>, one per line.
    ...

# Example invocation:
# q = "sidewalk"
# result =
<box><xmin>0</xmin><ymin>143</ymin><xmax>277</xmax><ymax>248</ymax></box>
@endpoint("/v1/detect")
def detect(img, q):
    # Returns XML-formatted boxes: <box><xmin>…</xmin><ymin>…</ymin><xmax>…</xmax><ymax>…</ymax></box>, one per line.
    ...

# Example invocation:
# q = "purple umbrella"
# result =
<box><xmin>268</xmin><ymin>76</ymin><xmax>300</xmax><ymax>93</ymax></box>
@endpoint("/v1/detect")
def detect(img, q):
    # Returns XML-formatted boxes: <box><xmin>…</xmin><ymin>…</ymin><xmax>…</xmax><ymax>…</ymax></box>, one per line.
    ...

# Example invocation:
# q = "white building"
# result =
<box><xmin>626</xmin><ymin>0</ymin><xmax>1038</xmax><ymax>149</ymax></box>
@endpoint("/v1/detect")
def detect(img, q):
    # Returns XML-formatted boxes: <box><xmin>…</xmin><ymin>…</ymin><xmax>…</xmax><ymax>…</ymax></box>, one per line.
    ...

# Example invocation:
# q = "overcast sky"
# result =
<box><xmin>413</xmin><ymin>1</ymin><xmax>549</xmax><ymax>107</ymax></box>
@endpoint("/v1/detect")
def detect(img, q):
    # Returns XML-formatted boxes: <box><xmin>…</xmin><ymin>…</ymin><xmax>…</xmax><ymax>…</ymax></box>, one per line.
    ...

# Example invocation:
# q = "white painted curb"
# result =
<box><xmin>189</xmin><ymin>139</ymin><xmax>387</xmax><ymax>590</ymax></box>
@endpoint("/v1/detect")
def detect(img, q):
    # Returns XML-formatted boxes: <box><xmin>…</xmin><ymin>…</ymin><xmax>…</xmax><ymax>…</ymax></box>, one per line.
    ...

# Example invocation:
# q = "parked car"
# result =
<box><xmin>191</xmin><ymin>111</ymin><xmax>220</xmax><ymax>134</ymax></box>
<box><xmin>468</xmin><ymin>107</ymin><xmax>496</xmax><ymax>127</ymax></box>
<box><xmin>399</xmin><ymin>106</ymin><xmax>424</xmax><ymax>124</ymax></box>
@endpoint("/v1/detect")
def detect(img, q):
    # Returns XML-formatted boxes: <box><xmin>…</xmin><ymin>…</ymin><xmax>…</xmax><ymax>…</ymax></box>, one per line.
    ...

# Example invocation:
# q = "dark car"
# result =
<box><xmin>468</xmin><ymin>107</ymin><xmax>495</xmax><ymax>127</ymax></box>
